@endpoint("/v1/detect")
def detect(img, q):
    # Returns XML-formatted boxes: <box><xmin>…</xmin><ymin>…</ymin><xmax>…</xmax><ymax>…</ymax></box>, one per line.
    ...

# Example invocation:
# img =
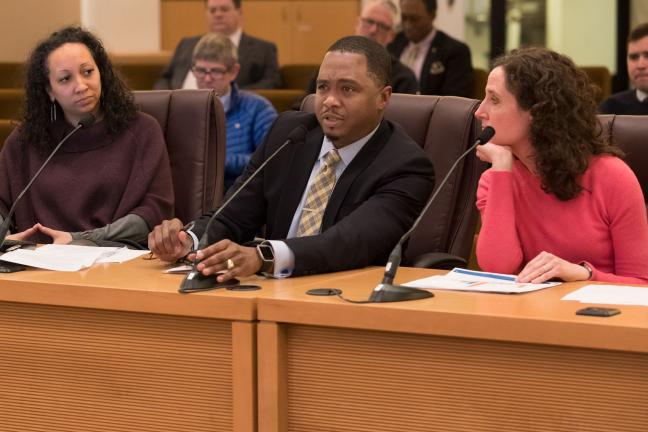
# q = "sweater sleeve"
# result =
<box><xmin>587</xmin><ymin>162</ymin><xmax>648</xmax><ymax>284</ymax></box>
<box><xmin>475</xmin><ymin>170</ymin><xmax>524</xmax><ymax>273</ymax></box>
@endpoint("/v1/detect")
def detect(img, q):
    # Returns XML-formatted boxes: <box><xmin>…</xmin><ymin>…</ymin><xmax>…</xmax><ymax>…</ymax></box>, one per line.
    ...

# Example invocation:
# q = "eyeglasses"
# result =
<box><xmin>359</xmin><ymin>17</ymin><xmax>392</xmax><ymax>33</ymax></box>
<box><xmin>192</xmin><ymin>66</ymin><xmax>228</xmax><ymax>79</ymax></box>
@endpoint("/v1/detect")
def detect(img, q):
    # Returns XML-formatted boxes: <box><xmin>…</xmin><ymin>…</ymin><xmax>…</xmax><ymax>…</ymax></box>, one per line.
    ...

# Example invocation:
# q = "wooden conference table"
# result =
<box><xmin>0</xmin><ymin>258</ymin><xmax>647</xmax><ymax>432</ymax></box>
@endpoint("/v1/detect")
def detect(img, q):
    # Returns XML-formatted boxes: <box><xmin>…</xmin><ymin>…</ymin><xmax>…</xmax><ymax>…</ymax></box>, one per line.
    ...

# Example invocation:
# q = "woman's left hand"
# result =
<box><xmin>517</xmin><ymin>251</ymin><xmax>590</xmax><ymax>283</ymax></box>
<box><xmin>35</xmin><ymin>223</ymin><xmax>73</xmax><ymax>244</ymax></box>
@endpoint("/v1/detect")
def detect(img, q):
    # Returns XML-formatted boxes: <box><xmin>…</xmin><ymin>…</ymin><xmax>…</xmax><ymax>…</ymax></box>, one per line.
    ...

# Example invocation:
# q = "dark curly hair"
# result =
<box><xmin>19</xmin><ymin>26</ymin><xmax>136</xmax><ymax>152</ymax></box>
<box><xmin>492</xmin><ymin>47</ymin><xmax>623</xmax><ymax>201</ymax></box>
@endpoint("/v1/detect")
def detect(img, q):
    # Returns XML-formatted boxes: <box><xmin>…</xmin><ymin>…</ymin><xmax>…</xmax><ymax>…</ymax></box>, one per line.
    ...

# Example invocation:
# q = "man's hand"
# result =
<box><xmin>191</xmin><ymin>239</ymin><xmax>262</xmax><ymax>283</ymax></box>
<box><xmin>148</xmin><ymin>218</ymin><xmax>193</xmax><ymax>262</ymax></box>
<box><xmin>517</xmin><ymin>251</ymin><xmax>590</xmax><ymax>283</ymax></box>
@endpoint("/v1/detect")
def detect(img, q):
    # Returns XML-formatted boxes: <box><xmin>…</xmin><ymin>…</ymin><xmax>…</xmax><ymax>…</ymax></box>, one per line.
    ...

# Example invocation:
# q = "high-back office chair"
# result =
<box><xmin>599</xmin><ymin>114</ymin><xmax>648</xmax><ymax>209</ymax></box>
<box><xmin>134</xmin><ymin>89</ymin><xmax>226</xmax><ymax>223</ymax></box>
<box><xmin>301</xmin><ymin>93</ymin><xmax>485</xmax><ymax>267</ymax></box>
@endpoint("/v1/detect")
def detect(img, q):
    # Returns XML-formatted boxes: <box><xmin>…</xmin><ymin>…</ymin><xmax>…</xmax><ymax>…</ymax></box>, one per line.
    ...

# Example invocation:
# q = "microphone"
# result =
<box><xmin>368</xmin><ymin>126</ymin><xmax>496</xmax><ymax>303</ymax></box>
<box><xmin>180</xmin><ymin>124</ymin><xmax>310</xmax><ymax>292</ymax></box>
<box><xmin>0</xmin><ymin>113</ymin><xmax>96</xmax><ymax>250</ymax></box>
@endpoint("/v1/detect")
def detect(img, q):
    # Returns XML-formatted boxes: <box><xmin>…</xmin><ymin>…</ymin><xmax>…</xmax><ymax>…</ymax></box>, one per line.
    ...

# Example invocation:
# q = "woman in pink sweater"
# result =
<box><xmin>474</xmin><ymin>47</ymin><xmax>648</xmax><ymax>285</ymax></box>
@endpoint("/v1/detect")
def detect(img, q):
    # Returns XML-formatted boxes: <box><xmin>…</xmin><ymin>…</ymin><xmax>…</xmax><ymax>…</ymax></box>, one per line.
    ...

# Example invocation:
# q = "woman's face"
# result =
<box><xmin>46</xmin><ymin>42</ymin><xmax>102</xmax><ymax>125</ymax></box>
<box><xmin>475</xmin><ymin>66</ymin><xmax>532</xmax><ymax>150</ymax></box>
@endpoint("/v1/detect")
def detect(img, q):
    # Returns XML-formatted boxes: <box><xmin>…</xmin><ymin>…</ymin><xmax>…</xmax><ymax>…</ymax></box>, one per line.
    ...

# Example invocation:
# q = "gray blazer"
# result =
<box><xmin>155</xmin><ymin>33</ymin><xmax>281</xmax><ymax>90</ymax></box>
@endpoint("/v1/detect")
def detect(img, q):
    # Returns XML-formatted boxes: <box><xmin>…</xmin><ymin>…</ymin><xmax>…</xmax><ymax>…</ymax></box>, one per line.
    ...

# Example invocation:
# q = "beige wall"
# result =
<box><xmin>0</xmin><ymin>0</ymin><xmax>81</xmax><ymax>62</ymax></box>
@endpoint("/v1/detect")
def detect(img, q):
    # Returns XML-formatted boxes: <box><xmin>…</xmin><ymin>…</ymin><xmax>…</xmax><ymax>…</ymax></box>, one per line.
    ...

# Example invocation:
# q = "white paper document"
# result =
<box><xmin>0</xmin><ymin>244</ymin><xmax>149</xmax><ymax>271</ymax></box>
<box><xmin>562</xmin><ymin>284</ymin><xmax>648</xmax><ymax>306</ymax></box>
<box><xmin>403</xmin><ymin>268</ymin><xmax>561</xmax><ymax>294</ymax></box>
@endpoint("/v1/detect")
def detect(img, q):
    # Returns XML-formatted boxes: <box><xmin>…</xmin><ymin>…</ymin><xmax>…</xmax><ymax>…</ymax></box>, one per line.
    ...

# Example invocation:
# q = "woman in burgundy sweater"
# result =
<box><xmin>0</xmin><ymin>27</ymin><xmax>174</xmax><ymax>247</ymax></box>
<box><xmin>474</xmin><ymin>47</ymin><xmax>648</xmax><ymax>285</ymax></box>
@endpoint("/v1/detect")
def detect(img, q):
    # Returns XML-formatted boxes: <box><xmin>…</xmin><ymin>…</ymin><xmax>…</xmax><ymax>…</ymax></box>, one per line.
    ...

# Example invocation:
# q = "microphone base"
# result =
<box><xmin>368</xmin><ymin>283</ymin><xmax>434</xmax><ymax>303</ymax></box>
<box><xmin>179</xmin><ymin>270</ymin><xmax>239</xmax><ymax>293</ymax></box>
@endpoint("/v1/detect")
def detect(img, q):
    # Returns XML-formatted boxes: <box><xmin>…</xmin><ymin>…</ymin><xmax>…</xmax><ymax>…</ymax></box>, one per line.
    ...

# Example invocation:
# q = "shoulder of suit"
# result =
<box><xmin>240</xmin><ymin>32</ymin><xmax>277</xmax><ymax>48</ymax></box>
<box><xmin>433</xmin><ymin>30</ymin><xmax>469</xmax><ymax>49</ymax></box>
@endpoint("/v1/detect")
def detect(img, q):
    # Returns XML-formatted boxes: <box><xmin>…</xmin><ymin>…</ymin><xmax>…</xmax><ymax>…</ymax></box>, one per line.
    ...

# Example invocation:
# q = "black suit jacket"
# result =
<box><xmin>388</xmin><ymin>30</ymin><xmax>473</xmax><ymax>98</ymax></box>
<box><xmin>192</xmin><ymin>111</ymin><xmax>435</xmax><ymax>276</ymax></box>
<box><xmin>154</xmin><ymin>33</ymin><xmax>280</xmax><ymax>90</ymax></box>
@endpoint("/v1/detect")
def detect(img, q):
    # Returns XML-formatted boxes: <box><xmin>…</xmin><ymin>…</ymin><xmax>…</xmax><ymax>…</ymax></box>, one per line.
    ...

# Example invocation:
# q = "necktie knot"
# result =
<box><xmin>322</xmin><ymin>149</ymin><xmax>341</xmax><ymax>169</ymax></box>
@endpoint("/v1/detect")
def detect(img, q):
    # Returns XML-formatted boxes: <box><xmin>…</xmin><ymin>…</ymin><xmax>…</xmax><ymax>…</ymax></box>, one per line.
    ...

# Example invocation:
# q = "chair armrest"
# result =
<box><xmin>408</xmin><ymin>252</ymin><xmax>467</xmax><ymax>270</ymax></box>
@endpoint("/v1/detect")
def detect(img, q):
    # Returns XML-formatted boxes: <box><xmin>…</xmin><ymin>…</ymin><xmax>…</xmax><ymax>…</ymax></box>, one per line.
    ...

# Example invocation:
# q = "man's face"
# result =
<box><xmin>355</xmin><ymin>3</ymin><xmax>396</xmax><ymax>47</ymax></box>
<box><xmin>627</xmin><ymin>35</ymin><xmax>648</xmax><ymax>93</ymax></box>
<box><xmin>315</xmin><ymin>51</ymin><xmax>391</xmax><ymax>149</ymax></box>
<box><xmin>192</xmin><ymin>59</ymin><xmax>239</xmax><ymax>95</ymax></box>
<box><xmin>205</xmin><ymin>0</ymin><xmax>241</xmax><ymax>35</ymax></box>
<box><xmin>400</xmin><ymin>0</ymin><xmax>434</xmax><ymax>43</ymax></box>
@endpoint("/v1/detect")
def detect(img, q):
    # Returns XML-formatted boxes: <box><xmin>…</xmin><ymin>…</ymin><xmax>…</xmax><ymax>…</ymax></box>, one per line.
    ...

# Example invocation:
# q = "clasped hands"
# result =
<box><xmin>7</xmin><ymin>223</ymin><xmax>72</xmax><ymax>244</ymax></box>
<box><xmin>148</xmin><ymin>218</ymin><xmax>262</xmax><ymax>282</ymax></box>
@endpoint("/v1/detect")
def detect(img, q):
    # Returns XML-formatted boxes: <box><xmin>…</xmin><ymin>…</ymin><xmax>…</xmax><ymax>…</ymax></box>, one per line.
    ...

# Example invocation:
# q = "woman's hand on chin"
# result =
<box><xmin>476</xmin><ymin>143</ymin><xmax>514</xmax><ymax>171</ymax></box>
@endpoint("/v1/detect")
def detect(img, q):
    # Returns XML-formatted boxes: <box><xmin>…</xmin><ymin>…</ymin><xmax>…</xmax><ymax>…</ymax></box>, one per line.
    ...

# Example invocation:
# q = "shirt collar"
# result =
<box><xmin>219</xmin><ymin>88</ymin><xmax>232</xmax><ymax>111</ymax></box>
<box><xmin>229</xmin><ymin>28</ymin><xmax>243</xmax><ymax>47</ymax></box>
<box><xmin>636</xmin><ymin>89</ymin><xmax>648</xmax><ymax>102</ymax></box>
<box><xmin>318</xmin><ymin>122</ymin><xmax>381</xmax><ymax>168</ymax></box>
<box><xmin>407</xmin><ymin>28</ymin><xmax>436</xmax><ymax>53</ymax></box>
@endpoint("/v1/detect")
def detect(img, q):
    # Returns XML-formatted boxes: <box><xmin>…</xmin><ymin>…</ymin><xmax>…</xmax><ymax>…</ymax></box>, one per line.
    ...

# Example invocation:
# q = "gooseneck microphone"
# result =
<box><xmin>180</xmin><ymin>125</ymin><xmax>309</xmax><ymax>293</ymax></box>
<box><xmin>368</xmin><ymin>126</ymin><xmax>496</xmax><ymax>303</ymax></box>
<box><xmin>0</xmin><ymin>113</ymin><xmax>96</xmax><ymax>250</ymax></box>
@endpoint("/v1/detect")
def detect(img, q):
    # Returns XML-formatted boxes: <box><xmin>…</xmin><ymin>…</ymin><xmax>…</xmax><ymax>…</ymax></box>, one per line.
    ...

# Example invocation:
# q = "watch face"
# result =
<box><xmin>258</xmin><ymin>244</ymin><xmax>274</xmax><ymax>261</ymax></box>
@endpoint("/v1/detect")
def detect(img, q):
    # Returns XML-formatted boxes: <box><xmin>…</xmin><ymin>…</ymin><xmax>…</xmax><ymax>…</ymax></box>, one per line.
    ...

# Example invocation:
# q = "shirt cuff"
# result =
<box><xmin>267</xmin><ymin>240</ymin><xmax>294</xmax><ymax>278</ymax></box>
<box><xmin>185</xmin><ymin>229</ymin><xmax>200</xmax><ymax>251</ymax></box>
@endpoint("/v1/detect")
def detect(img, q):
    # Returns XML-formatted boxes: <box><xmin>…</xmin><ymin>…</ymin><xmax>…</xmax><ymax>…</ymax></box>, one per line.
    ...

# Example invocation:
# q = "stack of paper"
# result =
<box><xmin>562</xmin><ymin>285</ymin><xmax>648</xmax><ymax>306</ymax></box>
<box><xmin>403</xmin><ymin>268</ymin><xmax>561</xmax><ymax>293</ymax></box>
<box><xmin>0</xmin><ymin>244</ymin><xmax>149</xmax><ymax>271</ymax></box>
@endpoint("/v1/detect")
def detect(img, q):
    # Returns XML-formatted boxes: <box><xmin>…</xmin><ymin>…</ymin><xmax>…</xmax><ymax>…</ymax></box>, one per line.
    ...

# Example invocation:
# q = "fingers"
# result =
<box><xmin>517</xmin><ymin>251</ymin><xmax>559</xmax><ymax>283</ymax></box>
<box><xmin>148</xmin><ymin>218</ymin><xmax>190</xmax><ymax>261</ymax></box>
<box><xmin>6</xmin><ymin>224</ymin><xmax>39</xmax><ymax>241</ymax></box>
<box><xmin>193</xmin><ymin>240</ymin><xmax>261</xmax><ymax>282</ymax></box>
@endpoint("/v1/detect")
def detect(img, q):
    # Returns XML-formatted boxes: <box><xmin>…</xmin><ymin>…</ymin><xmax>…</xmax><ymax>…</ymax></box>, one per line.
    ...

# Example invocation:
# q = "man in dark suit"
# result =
<box><xmin>154</xmin><ymin>0</ymin><xmax>280</xmax><ymax>90</ymax></box>
<box><xmin>387</xmin><ymin>0</ymin><xmax>473</xmax><ymax>97</ymax></box>
<box><xmin>149</xmin><ymin>36</ymin><xmax>435</xmax><ymax>281</ymax></box>
<box><xmin>599</xmin><ymin>22</ymin><xmax>648</xmax><ymax>115</ymax></box>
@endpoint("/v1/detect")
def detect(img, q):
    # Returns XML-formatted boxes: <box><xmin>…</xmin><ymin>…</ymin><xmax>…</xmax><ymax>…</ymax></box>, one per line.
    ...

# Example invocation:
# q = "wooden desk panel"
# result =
<box><xmin>0</xmin><ymin>258</ymin><xmax>263</xmax><ymax>432</ymax></box>
<box><xmin>256</xmin><ymin>267</ymin><xmax>648</xmax><ymax>432</ymax></box>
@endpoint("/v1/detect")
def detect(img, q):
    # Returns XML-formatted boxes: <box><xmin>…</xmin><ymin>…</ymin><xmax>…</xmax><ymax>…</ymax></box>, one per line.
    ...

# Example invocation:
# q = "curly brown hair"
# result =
<box><xmin>19</xmin><ymin>26</ymin><xmax>136</xmax><ymax>152</ymax></box>
<box><xmin>492</xmin><ymin>47</ymin><xmax>622</xmax><ymax>201</ymax></box>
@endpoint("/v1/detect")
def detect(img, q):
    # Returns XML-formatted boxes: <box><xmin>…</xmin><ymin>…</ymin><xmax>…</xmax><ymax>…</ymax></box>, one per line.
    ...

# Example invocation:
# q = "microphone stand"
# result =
<box><xmin>368</xmin><ymin>126</ymin><xmax>496</xmax><ymax>303</ymax></box>
<box><xmin>180</xmin><ymin>125</ymin><xmax>309</xmax><ymax>292</ymax></box>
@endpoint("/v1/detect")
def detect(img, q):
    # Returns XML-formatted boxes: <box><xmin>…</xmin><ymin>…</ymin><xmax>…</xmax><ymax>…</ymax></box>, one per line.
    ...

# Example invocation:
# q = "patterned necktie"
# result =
<box><xmin>296</xmin><ymin>149</ymin><xmax>342</xmax><ymax>237</ymax></box>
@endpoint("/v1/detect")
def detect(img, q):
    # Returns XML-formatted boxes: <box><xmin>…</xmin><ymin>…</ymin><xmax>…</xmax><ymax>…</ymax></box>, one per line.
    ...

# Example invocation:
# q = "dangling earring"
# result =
<box><xmin>50</xmin><ymin>100</ymin><xmax>57</xmax><ymax>123</ymax></box>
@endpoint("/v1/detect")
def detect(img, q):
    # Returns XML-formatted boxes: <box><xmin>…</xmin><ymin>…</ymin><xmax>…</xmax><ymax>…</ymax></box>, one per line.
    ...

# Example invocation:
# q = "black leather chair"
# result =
<box><xmin>134</xmin><ymin>89</ymin><xmax>226</xmax><ymax>223</ymax></box>
<box><xmin>301</xmin><ymin>93</ymin><xmax>485</xmax><ymax>268</ymax></box>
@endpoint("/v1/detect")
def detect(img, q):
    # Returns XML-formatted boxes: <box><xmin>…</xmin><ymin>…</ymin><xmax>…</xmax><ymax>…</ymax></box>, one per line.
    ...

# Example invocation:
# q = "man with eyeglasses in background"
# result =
<box><xmin>388</xmin><ymin>0</ymin><xmax>473</xmax><ymax>97</ymax></box>
<box><xmin>155</xmin><ymin>0</ymin><xmax>280</xmax><ymax>90</ymax></box>
<box><xmin>303</xmin><ymin>0</ymin><xmax>417</xmax><ymax>96</ymax></box>
<box><xmin>599</xmin><ymin>23</ymin><xmax>648</xmax><ymax>115</ymax></box>
<box><xmin>192</xmin><ymin>33</ymin><xmax>277</xmax><ymax>189</ymax></box>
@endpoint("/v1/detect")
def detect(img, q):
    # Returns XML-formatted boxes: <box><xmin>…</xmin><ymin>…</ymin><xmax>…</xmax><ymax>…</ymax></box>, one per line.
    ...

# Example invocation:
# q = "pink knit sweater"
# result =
<box><xmin>476</xmin><ymin>156</ymin><xmax>648</xmax><ymax>284</ymax></box>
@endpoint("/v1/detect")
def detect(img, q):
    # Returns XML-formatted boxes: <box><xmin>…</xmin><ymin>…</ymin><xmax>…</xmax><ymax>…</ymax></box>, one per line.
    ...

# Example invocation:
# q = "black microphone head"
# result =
<box><xmin>476</xmin><ymin>126</ymin><xmax>495</xmax><ymax>145</ymax></box>
<box><xmin>78</xmin><ymin>113</ymin><xmax>96</xmax><ymax>128</ymax></box>
<box><xmin>286</xmin><ymin>125</ymin><xmax>308</xmax><ymax>143</ymax></box>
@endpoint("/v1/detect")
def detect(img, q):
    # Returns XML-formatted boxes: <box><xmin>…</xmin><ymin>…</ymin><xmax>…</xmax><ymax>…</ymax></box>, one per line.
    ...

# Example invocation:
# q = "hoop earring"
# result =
<box><xmin>50</xmin><ymin>101</ymin><xmax>57</xmax><ymax>123</ymax></box>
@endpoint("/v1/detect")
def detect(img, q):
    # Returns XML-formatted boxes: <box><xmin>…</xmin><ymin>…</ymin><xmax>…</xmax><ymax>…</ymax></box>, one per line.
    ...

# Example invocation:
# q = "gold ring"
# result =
<box><xmin>226</xmin><ymin>259</ymin><xmax>235</xmax><ymax>270</ymax></box>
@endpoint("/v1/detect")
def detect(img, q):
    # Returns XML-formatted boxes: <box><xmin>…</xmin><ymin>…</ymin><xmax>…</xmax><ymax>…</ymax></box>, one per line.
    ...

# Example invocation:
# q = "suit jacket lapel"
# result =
<box><xmin>321</xmin><ymin>120</ymin><xmax>391</xmax><ymax>229</ymax></box>
<box><xmin>272</xmin><ymin>127</ymin><xmax>323</xmax><ymax>237</ymax></box>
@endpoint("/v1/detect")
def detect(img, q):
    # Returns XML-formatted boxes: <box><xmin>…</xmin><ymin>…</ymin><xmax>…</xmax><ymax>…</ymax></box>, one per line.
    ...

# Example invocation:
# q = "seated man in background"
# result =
<box><xmin>305</xmin><ymin>0</ymin><xmax>417</xmax><ymax>96</ymax></box>
<box><xmin>149</xmin><ymin>36</ymin><xmax>435</xmax><ymax>281</ymax></box>
<box><xmin>599</xmin><ymin>22</ymin><xmax>648</xmax><ymax>115</ymax></box>
<box><xmin>388</xmin><ymin>0</ymin><xmax>473</xmax><ymax>97</ymax></box>
<box><xmin>155</xmin><ymin>0</ymin><xmax>280</xmax><ymax>90</ymax></box>
<box><xmin>192</xmin><ymin>33</ymin><xmax>277</xmax><ymax>189</ymax></box>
